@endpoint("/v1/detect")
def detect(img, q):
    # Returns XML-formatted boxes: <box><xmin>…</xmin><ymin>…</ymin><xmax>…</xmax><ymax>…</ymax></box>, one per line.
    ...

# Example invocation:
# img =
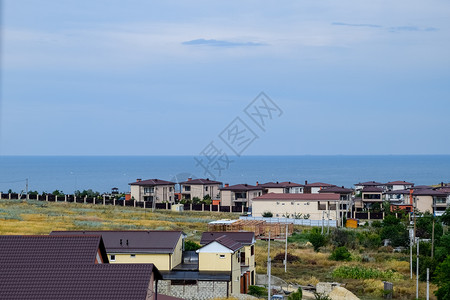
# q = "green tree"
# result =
<box><xmin>52</xmin><ymin>190</ymin><xmax>64</xmax><ymax>197</ymax></box>
<box><xmin>262</xmin><ymin>211</ymin><xmax>273</xmax><ymax>217</ymax></box>
<box><xmin>309</xmin><ymin>229</ymin><xmax>327</xmax><ymax>252</ymax></box>
<box><xmin>434</xmin><ymin>256</ymin><xmax>450</xmax><ymax>300</ymax></box>
<box><xmin>192</xmin><ymin>197</ymin><xmax>201</xmax><ymax>204</ymax></box>
<box><xmin>329</xmin><ymin>246</ymin><xmax>352</xmax><ymax>261</ymax></box>
<box><xmin>184</xmin><ymin>240</ymin><xmax>201</xmax><ymax>251</ymax></box>
<box><xmin>380</xmin><ymin>214</ymin><xmax>409</xmax><ymax>247</ymax></box>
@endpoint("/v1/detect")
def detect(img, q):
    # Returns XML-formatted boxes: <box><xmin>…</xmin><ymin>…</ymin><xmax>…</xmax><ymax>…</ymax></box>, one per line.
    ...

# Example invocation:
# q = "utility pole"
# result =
<box><xmin>268</xmin><ymin>230</ymin><xmax>271</xmax><ymax>300</ymax></box>
<box><xmin>426</xmin><ymin>268</ymin><xmax>430</xmax><ymax>300</ymax></box>
<box><xmin>431</xmin><ymin>216</ymin><xmax>435</xmax><ymax>259</ymax></box>
<box><xmin>327</xmin><ymin>210</ymin><xmax>330</xmax><ymax>234</ymax></box>
<box><xmin>25</xmin><ymin>178</ymin><xmax>28</xmax><ymax>200</ymax></box>
<box><xmin>416</xmin><ymin>239</ymin><xmax>419</xmax><ymax>299</ymax></box>
<box><xmin>284</xmin><ymin>223</ymin><xmax>288</xmax><ymax>273</ymax></box>
<box><xmin>410</xmin><ymin>227</ymin><xmax>413</xmax><ymax>279</ymax></box>
<box><xmin>321</xmin><ymin>211</ymin><xmax>324</xmax><ymax>234</ymax></box>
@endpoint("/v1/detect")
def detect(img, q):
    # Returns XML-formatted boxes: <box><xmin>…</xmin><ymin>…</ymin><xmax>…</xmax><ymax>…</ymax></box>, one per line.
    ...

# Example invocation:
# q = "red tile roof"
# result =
<box><xmin>0</xmin><ymin>264</ymin><xmax>161</xmax><ymax>300</ymax></box>
<box><xmin>0</xmin><ymin>235</ymin><xmax>108</xmax><ymax>266</ymax></box>
<box><xmin>180</xmin><ymin>178</ymin><xmax>222</xmax><ymax>185</ymax></box>
<box><xmin>253</xmin><ymin>193</ymin><xmax>340</xmax><ymax>201</ymax></box>
<box><xmin>200</xmin><ymin>232</ymin><xmax>255</xmax><ymax>246</ymax></box>
<box><xmin>129</xmin><ymin>179</ymin><xmax>175</xmax><ymax>186</ymax></box>
<box><xmin>51</xmin><ymin>231</ymin><xmax>183</xmax><ymax>254</ymax></box>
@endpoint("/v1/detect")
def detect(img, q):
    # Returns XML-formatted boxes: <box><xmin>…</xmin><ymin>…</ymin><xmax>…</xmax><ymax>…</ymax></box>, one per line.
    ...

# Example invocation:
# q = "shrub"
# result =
<box><xmin>308</xmin><ymin>230</ymin><xmax>327</xmax><ymax>252</ymax></box>
<box><xmin>331</xmin><ymin>228</ymin><xmax>357</xmax><ymax>249</ymax></box>
<box><xmin>288</xmin><ymin>287</ymin><xmax>302</xmax><ymax>300</ymax></box>
<box><xmin>184</xmin><ymin>240</ymin><xmax>201</xmax><ymax>251</ymax></box>
<box><xmin>273</xmin><ymin>252</ymin><xmax>300</xmax><ymax>262</ymax></box>
<box><xmin>262</xmin><ymin>211</ymin><xmax>273</xmax><ymax>217</ymax></box>
<box><xmin>329</xmin><ymin>246</ymin><xmax>352</xmax><ymax>261</ymax></box>
<box><xmin>248</xmin><ymin>285</ymin><xmax>267</xmax><ymax>297</ymax></box>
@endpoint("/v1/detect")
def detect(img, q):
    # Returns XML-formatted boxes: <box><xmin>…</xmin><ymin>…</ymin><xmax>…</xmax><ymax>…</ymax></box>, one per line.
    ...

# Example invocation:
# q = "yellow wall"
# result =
<box><xmin>230</xmin><ymin>251</ymin><xmax>241</xmax><ymax>296</ymax></box>
<box><xmin>199</xmin><ymin>252</ymin><xmax>232</xmax><ymax>271</ymax></box>
<box><xmin>171</xmin><ymin>236</ymin><xmax>183</xmax><ymax>268</ymax></box>
<box><xmin>109</xmin><ymin>253</ymin><xmax>171</xmax><ymax>271</ymax></box>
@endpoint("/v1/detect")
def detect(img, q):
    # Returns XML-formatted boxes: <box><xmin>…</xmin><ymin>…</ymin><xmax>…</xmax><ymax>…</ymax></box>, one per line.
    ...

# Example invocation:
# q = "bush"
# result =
<box><xmin>288</xmin><ymin>287</ymin><xmax>302</xmax><ymax>300</ymax></box>
<box><xmin>273</xmin><ymin>252</ymin><xmax>300</xmax><ymax>262</ymax></box>
<box><xmin>308</xmin><ymin>229</ymin><xmax>327</xmax><ymax>252</ymax></box>
<box><xmin>331</xmin><ymin>228</ymin><xmax>357</xmax><ymax>249</ymax></box>
<box><xmin>248</xmin><ymin>285</ymin><xmax>267</xmax><ymax>297</ymax></box>
<box><xmin>262</xmin><ymin>211</ymin><xmax>273</xmax><ymax>217</ymax></box>
<box><xmin>329</xmin><ymin>246</ymin><xmax>352</xmax><ymax>261</ymax></box>
<box><xmin>434</xmin><ymin>256</ymin><xmax>450</xmax><ymax>299</ymax></box>
<box><xmin>184</xmin><ymin>240</ymin><xmax>201</xmax><ymax>251</ymax></box>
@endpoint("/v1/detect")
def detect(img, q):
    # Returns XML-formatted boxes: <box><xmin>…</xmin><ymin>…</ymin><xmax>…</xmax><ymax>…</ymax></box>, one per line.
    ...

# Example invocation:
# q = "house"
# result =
<box><xmin>180</xmin><ymin>178</ymin><xmax>222</xmax><ymax>201</ymax></box>
<box><xmin>354</xmin><ymin>181</ymin><xmax>384</xmax><ymax>193</ymax></box>
<box><xmin>258</xmin><ymin>181</ymin><xmax>304</xmax><ymax>194</ymax></box>
<box><xmin>356</xmin><ymin>186</ymin><xmax>384</xmax><ymax>210</ymax></box>
<box><xmin>432</xmin><ymin>187</ymin><xmax>450</xmax><ymax>216</ymax></box>
<box><xmin>129</xmin><ymin>178</ymin><xmax>176</xmax><ymax>204</ymax></box>
<box><xmin>0</xmin><ymin>235</ymin><xmax>109</xmax><ymax>265</ymax></box>
<box><xmin>220</xmin><ymin>184</ymin><xmax>263</xmax><ymax>207</ymax></box>
<box><xmin>413</xmin><ymin>188</ymin><xmax>447</xmax><ymax>215</ymax></box>
<box><xmin>318</xmin><ymin>186</ymin><xmax>353</xmax><ymax>213</ymax></box>
<box><xmin>0</xmin><ymin>235</ymin><xmax>166</xmax><ymax>300</ymax></box>
<box><xmin>51</xmin><ymin>230</ymin><xmax>184</xmax><ymax>271</ymax></box>
<box><xmin>196</xmin><ymin>235</ymin><xmax>243</xmax><ymax>297</ymax></box>
<box><xmin>384</xmin><ymin>181</ymin><xmax>414</xmax><ymax>192</ymax></box>
<box><xmin>0</xmin><ymin>264</ymin><xmax>162</xmax><ymax>300</ymax></box>
<box><xmin>304</xmin><ymin>181</ymin><xmax>336</xmax><ymax>194</ymax></box>
<box><xmin>251</xmin><ymin>193</ymin><xmax>341</xmax><ymax>221</ymax></box>
<box><xmin>200</xmin><ymin>231</ymin><xmax>256</xmax><ymax>290</ymax></box>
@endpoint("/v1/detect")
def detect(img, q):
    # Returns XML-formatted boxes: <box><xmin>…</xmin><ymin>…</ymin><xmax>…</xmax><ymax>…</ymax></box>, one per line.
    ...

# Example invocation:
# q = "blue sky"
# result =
<box><xmin>1</xmin><ymin>0</ymin><xmax>449</xmax><ymax>155</ymax></box>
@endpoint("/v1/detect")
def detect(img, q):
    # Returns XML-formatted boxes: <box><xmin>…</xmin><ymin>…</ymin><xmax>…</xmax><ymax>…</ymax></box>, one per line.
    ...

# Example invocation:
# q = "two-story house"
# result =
<box><xmin>356</xmin><ymin>186</ymin><xmax>384</xmax><ymax>210</ymax></box>
<box><xmin>200</xmin><ymin>231</ymin><xmax>256</xmax><ymax>291</ymax></box>
<box><xmin>304</xmin><ymin>181</ymin><xmax>336</xmax><ymax>194</ymax></box>
<box><xmin>384</xmin><ymin>181</ymin><xmax>414</xmax><ymax>192</ymax></box>
<box><xmin>354</xmin><ymin>181</ymin><xmax>384</xmax><ymax>194</ymax></box>
<box><xmin>129</xmin><ymin>178</ymin><xmax>176</xmax><ymax>204</ymax></box>
<box><xmin>220</xmin><ymin>184</ymin><xmax>263</xmax><ymax>207</ymax></box>
<box><xmin>180</xmin><ymin>178</ymin><xmax>222</xmax><ymax>201</ymax></box>
<box><xmin>258</xmin><ymin>181</ymin><xmax>304</xmax><ymax>194</ymax></box>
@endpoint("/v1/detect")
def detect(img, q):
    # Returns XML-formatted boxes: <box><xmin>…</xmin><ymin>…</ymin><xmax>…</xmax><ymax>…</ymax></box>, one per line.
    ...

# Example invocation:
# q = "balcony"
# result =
<box><xmin>233</xmin><ymin>198</ymin><xmax>247</xmax><ymax>202</ymax></box>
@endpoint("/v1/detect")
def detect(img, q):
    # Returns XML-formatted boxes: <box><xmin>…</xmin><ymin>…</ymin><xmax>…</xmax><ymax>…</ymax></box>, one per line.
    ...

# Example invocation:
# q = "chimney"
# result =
<box><xmin>276</xmin><ymin>181</ymin><xmax>279</xmax><ymax>184</ymax></box>
<box><xmin>188</xmin><ymin>178</ymin><xmax>192</xmax><ymax>181</ymax></box>
<box><xmin>256</xmin><ymin>181</ymin><xmax>259</xmax><ymax>186</ymax></box>
<box><xmin>305</xmin><ymin>180</ymin><xmax>308</xmax><ymax>185</ymax></box>
<box><xmin>441</xmin><ymin>182</ymin><xmax>444</xmax><ymax>187</ymax></box>
<box><xmin>136</xmin><ymin>179</ymin><xmax>142</xmax><ymax>182</ymax></box>
<box><xmin>225</xmin><ymin>183</ymin><xmax>229</xmax><ymax>187</ymax></box>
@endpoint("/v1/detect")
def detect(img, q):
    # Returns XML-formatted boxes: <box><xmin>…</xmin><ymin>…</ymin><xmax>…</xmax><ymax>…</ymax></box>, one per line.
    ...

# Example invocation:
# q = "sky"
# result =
<box><xmin>1</xmin><ymin>0</ymin><xmax>450</xmax><ymax>155</ymax></box>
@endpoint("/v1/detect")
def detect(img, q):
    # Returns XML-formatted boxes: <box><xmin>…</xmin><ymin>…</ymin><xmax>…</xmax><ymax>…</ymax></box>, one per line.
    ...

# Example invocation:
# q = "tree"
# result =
<box><xmin>52</xmin><ymin>190</ymin><xmax>64</xmax><ymax>197</ymax></box>
<box><xmin>192</xmin><ymin>197</ymin><xmax>201</xmax><ymax>204</ymax></box>
<box><xmin>309</xmin><ymin>229</ymin><xmax>327</xmax><ymax>252</ymax></box>
<box><xmin>380</xmin><ymin>214</ymin><xmax>409</xmax><ymax>247</ymax></box>
<box><xmin>329</xmin><ymin>246</ymin><xmax>352</xmax><ymax>261</ymax></box>
<box><xmin>434</xmin><ymin>256</ymin><xmax>450</xmax><ymax>300</ymax></box>
<box><xmin>440</xmin><ymin>208</ymin><xmax>450</xmax><ymax>226</ymax></box>
<box><xmin>184</xmin><ymin>240</ymin><xmax>201</xmax><ymax>251</ymax></box>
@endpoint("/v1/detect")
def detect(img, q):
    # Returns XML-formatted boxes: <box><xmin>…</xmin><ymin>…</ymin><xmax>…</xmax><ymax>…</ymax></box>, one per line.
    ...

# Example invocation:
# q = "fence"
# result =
<box><xmin>239</xmin><ymin>216</ymin><xmax>338</xmax><ymax>227</ymax></box>
<box><xmin>0</xmin><ymin>193</ymin><xmax>248</xmax><ymax>214</ymax></box>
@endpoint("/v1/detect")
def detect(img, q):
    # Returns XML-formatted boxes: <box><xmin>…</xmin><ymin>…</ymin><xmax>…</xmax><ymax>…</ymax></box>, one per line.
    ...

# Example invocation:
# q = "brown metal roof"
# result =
<box><xmin>361</xmin><ymin>186</ymin><xmax>384</xmax><ymax>193</ymax></box>
<box><xmin>213</xmin><ymin>235</ymin><xmax>243</xmax><ymax>252</ymax></box>
<box><xmin>304</xmin><ymin>182</ymin><xmax>336</xmax><ymax>187</ymax></box>
<box><xmin>253</xmin><ymin>193</ymin><xmax>340</xmax><ymax>201</ymax></box>
<box><xmin>355</xmin><ymin>181</ymin><xmax>383</xmax><ymax>186</ymax></box>
<box><xmin>220</xmin><ymin>184</ymin><xmax>262</xmax><ymax>191</ymax></box>
<box><xmin>0</xmin><ymin>235</ymin><xmax>109</xmax><ymax>266</ymax></box>
<box><xmin>385</xmin><ymin>180</ymin><xmax>414</xmax><ymax>185</ymax></box>
<box><xmin>413</xmin><ymin>189</ymin><xmax>446</xmax><ymax>196</ymax></box>
<box><xmin>180</xmin><ymin>178</ymin><xmax>222</xmax><ymax>185</ymax></box>
<box><xmin>51</xmin><ymin>231</ymin><xmax>183</xmax><ymax>254</ymax></box>
<box><xmin>318</xmin><ymin>186</ymin><xmax>353</xmax><ymax>194</ymax></box>
<box><xmin>129</xmin><ymin>179</ymin><xmax>176</xmax><ymax>186</ymax></box>
<box><xmin>0</xmin><ymin>264</ymin><xmax>161</xmax><ymax>300</ymax></box>
<box><xmin>200</xmin><ymin>232</ymin><xmax>255</xmax><ymax>246</ymax></box>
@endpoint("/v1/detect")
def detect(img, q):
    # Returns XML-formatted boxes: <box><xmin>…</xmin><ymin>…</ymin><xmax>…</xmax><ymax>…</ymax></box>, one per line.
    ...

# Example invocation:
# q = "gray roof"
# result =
<box><xmin>0</xmin><ymin>264</ymin><xmax>161</xmax><ymax>300</ymax></box>
<box><xmin>355</xmin><ymin>181</ymin><xmax>383</xmax><ymax>186</ymax></box>
<box><xmin>51</xmin><ymin>231</ymin><xmax>183</xmax><ymax>254</ymax></box>
<box><xmin>0</xmin><ymin>235</ymin><xmax>109</xmax><ymax>266</ymax></box>
<box><xmin>361</xmin><ymin>186</ymin><xmax>384</xmax><ymax>193</ymax></box>
<box><xmin>318</xmin><ymin>186</ymin><xmax>353</xmax><ymax>194</ymax></box>
<box><xmin>205</xmin><ymin>235</ymin><xmax>243</xmax><ymax>252</ymax></box>
<box><xmin>161</xmin><ymin>270</ymin><xmax>231</xmax><ymax>281</ymax></box>
<box><xmin>200</xmin><ymin>232</ymin><xmax>255</xmax><ymax>246</ymax></box>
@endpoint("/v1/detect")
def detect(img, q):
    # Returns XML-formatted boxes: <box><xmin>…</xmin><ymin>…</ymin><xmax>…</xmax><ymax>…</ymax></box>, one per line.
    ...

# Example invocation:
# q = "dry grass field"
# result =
<box><xmin>0</xmin><ymin>199</ymin><xmax>437</xmax><ymax>299</ymax></box>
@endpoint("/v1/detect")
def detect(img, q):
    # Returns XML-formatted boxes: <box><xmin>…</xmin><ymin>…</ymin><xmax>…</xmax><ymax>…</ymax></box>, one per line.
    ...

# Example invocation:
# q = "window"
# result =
<box><xmin>219</xmin><ymin>254</ymin><xmax>225</xmax><ymax>259</ymax></box>
<box><xmin>184</xmin><ymin>186</ymin><xmax>191</xmax><ymax>192</ymax></box>
<box><xmin>110</xmin><ymin>254</ymin><xmax>115</xmax><ymax>262</ymax></box>
<box><xmin>169</xmin><ymin>187</ymin><xmax>173</xmax><ymax>192</ymax></box>
<box><xmin>144</xmin><ymin>187</ymin><xmax>154</xmax><ymax>193</ymax></box>
<box><xmin>130</xmin><ymin>254</ymin><xmax>136</xmax><ymax>258</ymax></box>
<box><xmin>205</xmin><ymin>186</ymin><xmax>208</xmax><ymax>191</ymax></box>
<box><xmin>250</xmin><ymin>245</ymin><xmax>254</xmax><ymax>256</ymax></box>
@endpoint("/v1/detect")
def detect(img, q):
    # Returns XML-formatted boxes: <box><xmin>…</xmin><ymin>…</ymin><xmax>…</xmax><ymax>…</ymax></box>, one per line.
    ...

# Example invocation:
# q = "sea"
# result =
<box><xmin>0</xmin><ymin>155</ymin><xmax>449</xmax><ymax>194</ymax></box>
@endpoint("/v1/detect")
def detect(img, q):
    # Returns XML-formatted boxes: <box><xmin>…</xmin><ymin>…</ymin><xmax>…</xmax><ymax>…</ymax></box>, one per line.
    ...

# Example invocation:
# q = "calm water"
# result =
<box><xmin>0</xmin><ymin>155</ymin><xmax>449</xmax><ymax>194</ymax></box>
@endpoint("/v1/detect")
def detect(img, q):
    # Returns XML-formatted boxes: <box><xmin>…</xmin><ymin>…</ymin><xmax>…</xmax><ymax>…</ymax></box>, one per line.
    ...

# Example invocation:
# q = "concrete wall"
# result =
<box><xmin>158</xmin><ymin>280</ymin><xmax>229</xmax><ymax>300</ymax></box>
<box><xmin>130</xmin><ymin>184</ymin><xmax>175</xmax><ymax>203</ymax></box>
<box><xmin>252</xmin><ymin>199</ymin><xmax>338</xmax><ymax>220</ymax></box>
<box><xmin>416</xmin><ymin>195</ymin><xmax>433</xmax><ymax>213</ymax></box>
